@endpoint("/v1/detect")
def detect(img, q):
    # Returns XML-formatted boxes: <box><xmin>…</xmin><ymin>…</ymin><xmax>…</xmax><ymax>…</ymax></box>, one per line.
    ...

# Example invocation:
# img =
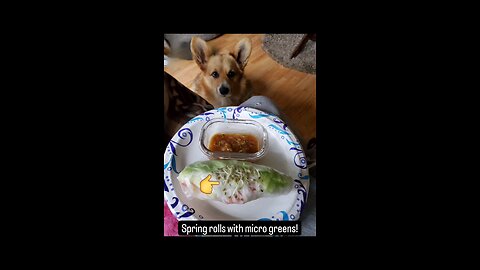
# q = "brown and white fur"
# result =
<box><xmin>190</xmin><ymin>37</ymin><xmax>252</xmax><ymax>108</ymax></box>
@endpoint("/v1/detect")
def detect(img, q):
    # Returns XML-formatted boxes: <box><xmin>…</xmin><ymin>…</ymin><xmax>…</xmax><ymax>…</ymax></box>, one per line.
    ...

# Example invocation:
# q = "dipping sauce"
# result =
<box><xmin>209</xmin><ymin>133</ymin><xmax>259</xmax><ymax>153</ymax></box>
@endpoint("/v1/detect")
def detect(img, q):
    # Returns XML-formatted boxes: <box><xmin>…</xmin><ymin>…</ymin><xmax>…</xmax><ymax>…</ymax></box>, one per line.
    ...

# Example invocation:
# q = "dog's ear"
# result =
<box><xmin>190</xmin><ymin>37</ymin><xmax>211</xmax><ymax>71</ymax></box>
<box><xmin>233</xmin><ymin>38</ymin><xmax>252</xmax><ymax>70</ymax></box>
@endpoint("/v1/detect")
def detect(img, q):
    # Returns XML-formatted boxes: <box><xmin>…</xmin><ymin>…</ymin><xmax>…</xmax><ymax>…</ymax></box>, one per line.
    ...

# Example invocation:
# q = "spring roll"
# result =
<box><xmin>177</xmin><ymin>160</ymin><xmax>293</xmax><ymax>204</ymax></box>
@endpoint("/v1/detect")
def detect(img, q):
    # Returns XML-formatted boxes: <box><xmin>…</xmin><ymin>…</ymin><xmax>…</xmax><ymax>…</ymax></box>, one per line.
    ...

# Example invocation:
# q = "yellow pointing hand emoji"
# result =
<box><xmin>200</xmin><ymin>174</ymin><xmax>219</xmax><ymax>194</ymax></box>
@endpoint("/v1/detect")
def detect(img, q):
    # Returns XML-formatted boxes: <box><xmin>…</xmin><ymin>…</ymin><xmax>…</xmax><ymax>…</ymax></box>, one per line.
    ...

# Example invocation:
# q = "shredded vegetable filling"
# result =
<box><xmin>212</xmin><ymin>164</ymin><xmax>262</xmax><ymax>203</ymax></box>
<box><xmin>177</xmin><ymin>160</ymin><xmax>294</xmax><ymax>205</ymax></box>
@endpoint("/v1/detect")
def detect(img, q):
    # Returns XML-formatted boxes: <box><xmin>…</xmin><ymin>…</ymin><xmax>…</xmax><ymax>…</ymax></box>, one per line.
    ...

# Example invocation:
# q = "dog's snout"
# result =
<box><xmin>219</xmin><ymin>85</ymin><xmax>230</xmax><ymax>96</ymax></box>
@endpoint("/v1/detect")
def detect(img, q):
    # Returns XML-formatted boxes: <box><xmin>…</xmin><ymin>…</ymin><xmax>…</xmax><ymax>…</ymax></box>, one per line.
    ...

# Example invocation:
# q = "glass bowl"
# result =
<box><xmin>199</xmin><ymin>118</ymin><xmax>268</xmax><ymax>161</ymax></box>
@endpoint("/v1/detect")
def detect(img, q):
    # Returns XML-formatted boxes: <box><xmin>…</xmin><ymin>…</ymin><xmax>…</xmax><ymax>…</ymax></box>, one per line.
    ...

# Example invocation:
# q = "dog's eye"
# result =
<box><xmin>211</xmin><ymin>71</ymin><xmax>219</xmax><ymax>78</ymax></box>
<box><xmin>227</xmin><ymin>71</ymin><xmax>235</xmax><ymax>78</ymax></box>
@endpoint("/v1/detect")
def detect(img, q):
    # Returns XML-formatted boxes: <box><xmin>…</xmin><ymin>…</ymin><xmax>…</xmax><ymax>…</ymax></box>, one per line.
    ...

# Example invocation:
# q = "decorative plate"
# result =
<box><xmin>164</xmin><ymin>106</ymin><xmax>309</xmax><ymax>221</ymax></box>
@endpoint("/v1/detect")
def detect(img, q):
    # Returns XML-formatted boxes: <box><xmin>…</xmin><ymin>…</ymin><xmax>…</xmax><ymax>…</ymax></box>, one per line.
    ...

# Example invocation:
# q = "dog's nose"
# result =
<box><xmin>219</xmin><ymin>86</ymin><xmax>230</xmax><ymax>96</ymax></box>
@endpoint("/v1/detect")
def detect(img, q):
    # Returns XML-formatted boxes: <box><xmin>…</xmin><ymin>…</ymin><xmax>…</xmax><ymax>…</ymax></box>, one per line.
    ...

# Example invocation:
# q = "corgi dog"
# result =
<box><xmin>190</xmin><ymin>36</ymin><xmax>252</xmax><ymax>108</ymax></box>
